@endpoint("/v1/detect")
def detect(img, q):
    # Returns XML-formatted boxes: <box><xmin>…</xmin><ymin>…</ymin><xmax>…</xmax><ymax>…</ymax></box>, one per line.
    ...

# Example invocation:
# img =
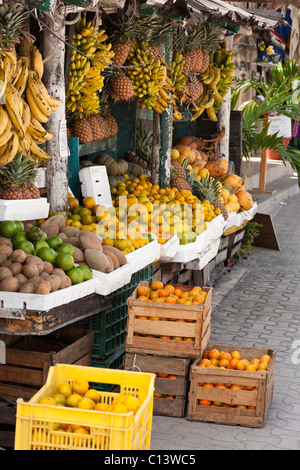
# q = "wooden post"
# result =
<box><xmin>216</xmin><ymin>35</ymin><xmax>233</xmax><ymax>161</ymax></box>
<box><xmin>43</xmin><ymin>14</ymin><xmax>69</xmax><ymax>213</ymax></box>
<box><xmin>151</xmin><ymin>112</ymin><xmax>161</xmax><ymax>185</ymax></box>
<box><xmin>249</xmin><ymin>113</ymin><xmax>276</xmax><ymax>194</ymax></box>
<box><xmin>159</xmin><ymin>32</ymin><xmax>173</xmax><ymax>187</ymax></box>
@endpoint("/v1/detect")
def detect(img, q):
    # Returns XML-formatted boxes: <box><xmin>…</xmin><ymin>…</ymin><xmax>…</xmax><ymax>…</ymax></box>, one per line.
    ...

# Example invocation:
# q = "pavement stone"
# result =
<box><xmin>151</xmin><ymin>193</ymin><xmax>300</xmax><ymax>451</ymax></box>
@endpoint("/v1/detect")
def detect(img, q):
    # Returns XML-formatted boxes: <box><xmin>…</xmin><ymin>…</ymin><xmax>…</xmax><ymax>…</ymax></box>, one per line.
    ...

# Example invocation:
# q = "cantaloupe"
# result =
<box><xmin>235</xmin><ymin>190</ymin><xmax>253</xmax><ymax>211</ymax></box>
<box><xmin>204</xmin><ymin>159</ymin><xmax>229</xmax><ymax>178</ymax></box>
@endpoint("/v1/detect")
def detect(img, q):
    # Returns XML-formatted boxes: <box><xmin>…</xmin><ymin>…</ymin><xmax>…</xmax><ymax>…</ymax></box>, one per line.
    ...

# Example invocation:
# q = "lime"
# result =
<box><xmin>12</xmin><ymin>231</ymin><xmax>27</xmax><ymax>247</ymax></box>
<box><xmin>47</xmin><ymin>236</ymin><xmax>63</xmax><ymax>250</ymax></box>
<box><xmin>72</xmin><ymin>205</ymin><xmax>83</xmax><ymax>215</ymax></box>
<box><xmin>41</xmin><ymin>231</ymin><xmax>48</xmax><ymax>241</ymax></box>
<box><xmin>56</xmin><ymin>243</ymin><xmax>75</xmax><ymax>256</ymax></box>
<box><xmin>13</xmin><ymin>220</ymin><xmax>24</xmax><ymax>232</ymax></box>
<box><xmin>66</xmin><ymin>267</ymin><xmax>84</xmax><ymax>285</ymax></box>
<box><xmin>33</xmin><ymin>241</ymin><xmax>49</xmax><ymax>255</ymax></box>
<box><xmin>26</xmin><ymin>225</ymin><xmax>44</xmax><ymax>242</ymax></box>
<box><xmin>16</xmin><ymin>240</ymin><xmax>34</xmax><ymax>254</ymax></box>
<box><xmin>77</xmin><ymin>264</ymin><xmax>93</xmax><ymax>281</ymax></box>
<box><xmin>36</xmin><ymin>247</ymin><xmax>57</xmax><ymax>263</ymax></box>
<box><xmin>55</xmin><ymin>252</ymin><xmax>74</xmax><ymax>271</ymax></box>
<box><xmin>0</xmin><ymin>220</ymin><xmax>17</xmax><ymax>238</ymax></box>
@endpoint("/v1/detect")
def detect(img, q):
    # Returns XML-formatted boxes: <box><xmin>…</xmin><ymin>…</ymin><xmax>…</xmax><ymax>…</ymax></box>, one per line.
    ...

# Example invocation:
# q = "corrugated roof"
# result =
<box><xmin>142</xmin><ymin>0</ymin><xmax>286</xmax><ymax>30</ymax></box>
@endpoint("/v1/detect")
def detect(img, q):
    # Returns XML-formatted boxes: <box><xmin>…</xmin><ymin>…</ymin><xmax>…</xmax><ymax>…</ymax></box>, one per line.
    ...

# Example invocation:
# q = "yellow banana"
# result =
<box><xmin>0</xmin><ymin>67</ymin><xmax>8</xmax><ymax>101</ymax></box>
<box><xmin>14</xmin><ymin>57</ymin><xmax>29</xmax><ymax>96</ymax></box>
<box><xmin>22</xmin><ymin>100</ymin><xmax>31</xmax><ymax>131</ymax></box>
<box><xmin>0</xmin><ymin>106</ymin><xmax>9</xmax><ymax>137</ymax></box>
<box><xmin>12</xmin><ymin>59</ymin><xmax>23</xmax><ymax>87</ymax></box>
<box><xmin>210</xmin><ymin>67</ymin><xmax>221</xmax><ymax>87</ymax></box>
<box><xmin>27</xmin><ymin>74</ymin><xmax>52</xmax><ymax>117</ymax></box>
<box><xmin>0</xmin><ymin>142</ymin><xmax>8</xmax><ymax>158</ymax></box>
<box><xmin>27</xmin><ymin>122</ymin><xmax>53</xmax><ymax>141</ymax></box>
<box><xmin>0</xmin><ymin>132</ymin><xmax>19</xmax><ymax>165</ymax></box>
<box><xmin>19</xmin><ymin>134</ymin><xmax>30</xmax><ymax>155</ymax></box>
<box><xmin>159</xmin><ymin>87</ymin><xmax>173</xmax><ymax>104</ymax></box>
<box><xmin>31</xmin><ymin>45</ymin><xmax>44</xmax><ymax>79</ymax></box>
<box><xmin>30</xmin><ymin>133</ymin><xmax>46</xmax><ymax>145</ymax></box>
<box><xmin>190</xmin><ymin>107</ymin><xmax>205</xmax><ymax>121</ymax></box>
<box><xmin>1</xmin><ymin>51</ymin><xmax>16</xmax><ymax>82</ymax></box>
<box><xmin>206</xmin><ymin>106</ymin><xmax>218</xmax><ymax>122</ymax></box>
<box><xmin>0</xmin><ymin>115</ymin><xmax>13</xmax><ymax>147</ymax></box>
<box><xmin>211</xmin><ymin>85</ymin><xmax>226</xmax><ymax>103</ymax></box>
<box><xmin>26</xmin><ymin>87</ymin><xmax>49</xmax><ymax>123</ymax></box>
<box><xmin>202</xmin><ymin>66</ymin><xmax>215</xmax><ymax>85</ymax></box>
<box><xmin>30</xmin><ymin>71</ymin><xmax>60</xmax><ymax>110</ymax></box>
<box><xmin>5</xmin><ymin>82</ymin><xmax>25</xmax><ymax>140</ymax></box>
<box><xmin>29</xmin><ymin>138</ymin><xmax>52</xmax><ymax>161</ymax></box>
<box><xmin>173</xmin><ymin>109</ymin><xmax>184</xmax><ymax>121</ymax></box>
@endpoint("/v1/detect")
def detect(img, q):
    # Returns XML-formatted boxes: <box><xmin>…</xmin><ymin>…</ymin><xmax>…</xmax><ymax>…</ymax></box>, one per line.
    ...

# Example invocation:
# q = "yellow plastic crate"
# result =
<box><xmin>14</xmin><ymin>364</ymin><xmax>155</xmax><ymax>450</ymax></box>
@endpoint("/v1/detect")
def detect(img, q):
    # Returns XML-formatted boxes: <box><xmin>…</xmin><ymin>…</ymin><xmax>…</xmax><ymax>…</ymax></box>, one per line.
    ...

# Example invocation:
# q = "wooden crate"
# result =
<box><xmin>0</xmin><ymin>402</ymin><xmax>16</xmax><ymax>449</ymax></box>
<box><xmin>125</xmin><ymin>351</ymin><xmax>191</xmax><ymax>417</ymax></box>
<box><xmin>126</xmin><ymin>282</ymin><xmax>212</xmax><ymax>358</ymax></box>
<box><xmin>187</xmin><ymin>344</ymin><xmax>276</xmax><ymax>428</ymax></box>
<box><xmin>0</xmin><ymin>326</ymin><xmax>94</xmax><ymax>402</ymax></box>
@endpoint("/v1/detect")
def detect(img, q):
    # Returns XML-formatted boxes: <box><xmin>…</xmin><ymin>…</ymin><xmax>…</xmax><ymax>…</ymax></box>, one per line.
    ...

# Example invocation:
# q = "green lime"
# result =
<box><xmin>77</xmin><ymin>264</ymin><xmax>93</xmax><ymax>281</ymax></box>
<box><xmin>72</xmin><ymin>205</ymin><xmax>83</xmax><ymax>215</ymax></box>
<box><xmin>66</xmin><ymin>267</ymin><xmax>84</xmax><ymax>285</ymax></box>
<box><xmin>26</xmin><ymin>225</ymin><xmax>44</xmax><ymax>243</ymax></box>
<box><xmin>34</xmin><ymin>241</ymin><xmax>49</xmax><ymax>255</ymax></box>
<box><xmin>41</xmin><ymin>231</ymin><xmax>48</xmax><ymax>241</ymax></box>
<box><xmin>16</xmin><ymin>240</ymin><xmax>34</xmax><ymax>254</ymax></box>
<box><xmin>36</xmin><ymin>247</ymin><xmax>57</xmax><ymax>263</ymax></box>
<box><xmin>13</xmin><ymin>220</ymin><xmax>24</xmax><ymax>232</ymax></box>
<box><xmin>55</xmin><ymin>252</ymin><xmax>74</xmax><ymax>271</ymax></box>
<box><xmin>56</xmin><ymin>243</ymin><xmax>75</xmax><ymax>256</ymax></box>
<box><xmin>12</xmin><ymin>231</ymin><xmax>27</xmax><ymax>247</ymax></box>
<box><xmin>47</xmin><ymin>236</ymin><xmax>63</xmax><ymax>250</ymax></box>
<box><xmin>0</xmin><ymin>220</ymin><xmax>17</xmax><ymax>238</ymax></box>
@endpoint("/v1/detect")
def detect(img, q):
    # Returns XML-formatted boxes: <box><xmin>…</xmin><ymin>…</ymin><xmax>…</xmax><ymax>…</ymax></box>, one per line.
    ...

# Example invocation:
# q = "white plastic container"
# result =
<box><xmin>186</xmin><ymin>238</ymin><xmax>221</xmax><ymax>270</ymax></box>
<box><xmin>0</xmin><ymin>198</ymin><xmax>50</xmax><ymax>222</ymax></box>
<box><xmin>0</xmin><ymin>279</ymin><xmax>96</xmax><ymax>313</ymax></box>
<box><xmin>92</xmin><ymin>262</ymin><xmax>133</xmax><ymax>296</ymax></box>
<box><xmin>79</xmin><ymin>166</ymin><xmax>112</xmax><ymax>207</ymax></box>
<box><xmin>159</xmin><ymin>235</ymin><xmax>180</xmax><ymax>260</ymax></box>
<box><xmin>126</xmin><ymin>239</ymin><xmax>161</xmax><ymax>272</ymax></box>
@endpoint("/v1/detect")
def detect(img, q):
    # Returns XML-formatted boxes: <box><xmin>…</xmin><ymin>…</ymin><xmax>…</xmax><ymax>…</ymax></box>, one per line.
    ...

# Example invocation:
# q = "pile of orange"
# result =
<box><xmin>198</xmin><ymin>348</ymin><xmax>271</xmax><ymax>371</ymax></box>
<box><xmin>136</xmin><ymin>281</ymin><xmax>207</xmax><ymax>305</ymax></box>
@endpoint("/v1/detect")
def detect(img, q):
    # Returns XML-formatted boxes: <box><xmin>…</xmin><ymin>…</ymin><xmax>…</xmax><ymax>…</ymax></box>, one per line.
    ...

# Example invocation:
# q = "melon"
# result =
<box><xmin>204</xmin><ymin>159</ymin><xmax>229</xmax><ymax>178</ymax></box>
<box><xmin>222</xmin><ymin>173</ymin><xmax>244</xmax><ymax>194</ymax></box>
<box><xmin>235</xmin><ymin>190</ymin><xmax>253</xmax><ymax>211</ymax></box>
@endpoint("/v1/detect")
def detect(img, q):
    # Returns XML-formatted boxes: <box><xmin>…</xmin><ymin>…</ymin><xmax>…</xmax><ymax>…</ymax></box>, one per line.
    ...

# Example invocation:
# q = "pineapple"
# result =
<box><xmin>105</xmin><ymin>114</ymin><xmax>118</xmax><ymax>137</ymax></box>
<box><xmin>0</xmin><ymin>2</ymin><xmax>28</xmax><ymax>55</ymax></box>
<box><xmin>72</xmin><ymin>116</ymin><xmax>93</xmax><ymax>144</ymax></box>
<box><xmin>111</xmin><ymin>18</ymin><xmax>140</xmax><ymax>66</ymax></box>
<box><xmin>170</xmin><ymin>159</ymin><xmax>193</xmax><ymax>191</ymax></box>
<box><xmin>109</xmin><ymin>72</ymin><xmax>134</xmax><ymax>102</ymax></box>
<box><xmin>192</xmin><ymin>174</ymin><xmax>229</xmax><ymax>220</ymax></box>
<box><xmin>183</xmin><ymin>76</ymin><xmax>203</xmax><ymax>104</ymax></box>
<box><xmin>86</xmin><ymin>115</ymin><xmax>107</xmax><ymax>141</ymax></box>
<box><xmin>134</xmin><ymin>125</ymin><xmax>153</xmax><ymax>169</ymax></box>
<box><xmin>199</xmin><ymin>24</ymin><xmax>223</xmax><ymax>73</ymax></box>
<box><xmin>0</xmin><ymin>153</ymin><xmax>40</xmax><ymax>200</ymax></box>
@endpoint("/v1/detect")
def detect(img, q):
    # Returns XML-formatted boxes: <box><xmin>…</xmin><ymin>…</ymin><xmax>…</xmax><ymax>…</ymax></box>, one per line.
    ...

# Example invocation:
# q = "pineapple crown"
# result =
<box><xmin>0</xmin><ymin>152</ymin><xmax>38</xmax><ymax>189</ymax></box>
<box><xmin>136</xmin><ymin>15</ymin><xmax>174</xmax><ymax>47</ymax></box>
<box><xmin>0</xmin><ymin>2</ymin><xmax>28</xmax><ymax>49</ymax></box>
<box><xmin>175</xmin><ymin>23</ymin><xmax>223</xmax><ymax>55</ymax></box>
<box><xmin>192</xmin><ymin>174</ymin><xmax>222</xmax><ymax>204</ymax></box>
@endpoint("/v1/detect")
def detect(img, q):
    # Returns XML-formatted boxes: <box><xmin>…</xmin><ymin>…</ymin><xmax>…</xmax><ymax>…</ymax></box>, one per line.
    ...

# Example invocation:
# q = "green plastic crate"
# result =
<box><xmin>78</xmin><ymin>265</ymin><xmax>153</xmax><ymax>359</ymax></box>
<box><xmin>90</xmin><ymin>347</ymin><xmax>126</xmax><ymax>392</ymax></box>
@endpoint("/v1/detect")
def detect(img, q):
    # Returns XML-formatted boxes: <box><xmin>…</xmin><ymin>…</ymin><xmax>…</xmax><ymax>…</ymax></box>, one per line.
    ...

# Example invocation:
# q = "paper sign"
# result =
<box><xmin>268</xmin><ymin>115</ymin><xmax>292</xmax><ymax>138</ymax></box>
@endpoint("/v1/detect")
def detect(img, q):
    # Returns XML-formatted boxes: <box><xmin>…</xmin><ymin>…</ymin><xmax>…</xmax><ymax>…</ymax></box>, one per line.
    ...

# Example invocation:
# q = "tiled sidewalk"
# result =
<box><xmin>151</xmin><ymin>193</ymin><xmax>300</xmax><ymax>450</ymax></box>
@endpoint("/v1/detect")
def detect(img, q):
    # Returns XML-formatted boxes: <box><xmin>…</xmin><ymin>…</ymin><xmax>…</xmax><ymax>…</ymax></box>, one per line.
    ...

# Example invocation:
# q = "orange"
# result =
<box><xmin>229</xmin><ymin>359</ymin><xmax>239</xmax><ymax>369</ymax></box>
<box><xmin>203</xmin><ymin>383</ymin><xmax>214</xmax><ymax>388</ymax></box>
<box><xmin>183</xmin><ymin>337</ymin><xmax>193</xmax><ymax>341</ymax></box>
<box><xmin>230</xmin><ymin>384</ymin><xmax>243</xmax><ymax>390</ymax></box>
<box><xmin>257</xmin><ymin>363</ymin><xmax>269</xmax><ymax>371</ymax></box>
<box><xmin>154</xmin><ymin>393</ymin><xmax>162</xmax><ymax>397</ymax></box>
<box><xmin>231</xmin><ymin>351</ymin><xmax>241</xmax><ymax>360</ymax></box>
<box><xmin>219</xmin><ymin>359</ymin><xmax>230</xmax><ymax>368</ymax></box>
<box><xmin>236</xmin><ymin>360</ymin><xmax>247</xmax><ymax>371</ymax></box>
<box><xmin>137</xmin><ymin>295</ymin><xmax>148</xmax><ymax>301</ymax></box>
<box><xmin>165</xmin><ymin>285</ymin><xmax>175</xmax><ymax>295</ymax></box>
<box><xmin>215</xmin><ymin>384</ymin><xmax>227</xmax><ymax>389</ymax></box>
<box><xmin>72</xmin><ymin>379</ymin><xmax>89</xmax><ymax>395</ymax></box>
<box><xmin>166</xmin><ymin>395</ymin><xmax>175</xmax><ymax>399</ymax></box>
<box><xmin>198</xmin><ymin>359</ymin><xmax>211</xmax><ymax>367</ymax></box>
<box><xmin>83</xmin><ymin>196</ymin><xmax>96</xmax><ymax>209</ymax></box>
<box><xmin>77</xmin><ymin>397</ymin><xmax>96</xmax><ymax>410</ymax></box>
<box><xmin>84</xmin><ymin>389</ymin><xmax>100</xmax><ymax>403</ymax></box>
<box><xmin>246</xmin><ymin>364</ymin><xmax>257</xmax><ymax>372</ymax></box>
<box><xmin>57</xmin><ymin>382</ymin><xmax>72</xmax><ymax>398</ymax></box>
<box><xmin>210</xmin><ymin>358</ymin><xmax>219</xmax><ymax>367</ymax></box>
<box><xmin>137</xmin><ymin>286</ymin><xmax>150</xmax><ymax>297</ymax></box>
<box><xmin>151</xmin><ymin>281</ymin><xmax>163</xmax><ymax>291</ymax></box>
<box><xmin>260</xmin><ymin>355</ymin><xmax>271</xmax><ymax>364</ymax></box>
<box><xmin>68</xmin><ymin>196</ymin><xmax>79</xmax><ymax>209</ymax></box>
<box><xmin>38</xmin><ymin>397</ymin><xmax>56</xmax><ymax>406</ymax></box>
<box><xmin>165</xmin><ymin>296</ymin><xmax>176</xmax><ymax>303</ymax></box>
<box><xmin>174</xmin><ymin>288</ymin><xmax>182</xmax><ymax>298</ymax></box>
<box><xmin>157</xmin><ymin>373</ymin><xmax>168</xmax><ymax>378</ymax></box>
<box><xmin>199</xmin><ymin>399</ymin><xmax>212</xmax><ymax>406</ymax></box>
<box><xmin>160</xmin><ymin>335</ymin><xmax>171</xmax><ymax>339</ymax></box>
<box><xmin>219</xmin><ymin>352</ymin><xmax>232</xmax><ymax>362</ymax></box>
<box><xmin>171</xmin><ymin>336</ymin><xmax>183</xmax><ymax>341</ymax></box>
<box><xmin>149</xmin><ymin>291</ymin><xmax>159</xmax><ymax>300</ymax></box>
<box><xmin>66</xmin><ymin>393</ymin><xmax>82</xmax><ymax>407</ymax></box>
<box><xmin>167</xmin><ymin>375</ymin><xmax>177</xmax><ymax>379</ymax></box>
<box><xmin>251</xmin><ymin>359</ymin><xmax>260</xmax><ymax>366</ymax></box>
<box><xmin>207</xmin><ymin>349</ymin><xmax>220</xmax><ymax>360</ymax></box>
<box><xmin>73</xmin><ymin>426</ymin><xmax>90</xmax><ymax>435</ymax></box>
<box><xmin>159</xmin><ymin>288</ymin><xmax>170</xmax><ymax>298</ymax></box>
<box><xmin>153</xmin><ymin>298</ymin><xmax>165</xmax><ymax>303</ymax></box>
<box><xmin>122</xmin><ymin>395</ymin><xmax>140</xmax><ymax>414</ymax></box>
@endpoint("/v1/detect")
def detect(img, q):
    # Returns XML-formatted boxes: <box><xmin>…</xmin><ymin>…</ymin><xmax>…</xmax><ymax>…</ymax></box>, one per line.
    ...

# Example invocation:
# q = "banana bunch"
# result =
<box><xmin>0</xmin><ymin>46</ymin><xmax>59</xmax><ymax>165</ymax></box>
<box><xmin>67</xmin><ymin>17</ymin><xmax>114</xmax><ymax>115</ymax></box>
<box><xmin>126</xmin><ymin>41</ymin><xmax>168</xmax><ymax>111</ymax></box>
<box><xmin>190</xmin><ymin>86</ymin><xmax>217</xmax><ymax>121</ymax></box>
<box><xmin>213</xmin><ymin>46</ymin><xmax>236</xmax><ymax>113</ymax></box>
<box><xmin>172</xmin><ymin>51</ymin><xmax>187</xmax><ymax>93</ymax></box>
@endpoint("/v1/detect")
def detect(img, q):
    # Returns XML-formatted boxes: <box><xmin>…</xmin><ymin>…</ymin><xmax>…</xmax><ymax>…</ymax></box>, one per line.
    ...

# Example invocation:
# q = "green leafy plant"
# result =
<box><xmin>235</xmin><ymin>221</ymin><xmax>263</xmax><ymax>262</ymax></box>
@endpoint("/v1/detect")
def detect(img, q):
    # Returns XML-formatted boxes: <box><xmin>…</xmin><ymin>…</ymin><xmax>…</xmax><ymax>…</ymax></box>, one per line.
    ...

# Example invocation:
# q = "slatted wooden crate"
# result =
<box><xmin>187</xmin><ymin>344</ymin><xmax>276</xmax><ymax>428</ymax></box>
<box><xmin>0</xmin><ymin>403</ymin><xmax>15</xmax><ymax>449</ymax></box>
<box><xmin>125</xmin><ymin>352</ymin><xmax>191</xmax><ymax>417</ymax></box>
<box><xmin>126</xmin><ymin>282</ymin><xmax>212</xmax><ymax>358</ymax></box>
<box><xmin>0</xmin><ymin>326</ymin><xmax>94</xmax><ymax>402</ymax></box>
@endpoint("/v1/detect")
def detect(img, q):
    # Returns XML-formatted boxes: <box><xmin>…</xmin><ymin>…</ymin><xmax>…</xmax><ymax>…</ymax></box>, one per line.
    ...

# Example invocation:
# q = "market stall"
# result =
<box><xmin>0</xmin><ymin>0</ymin><xmax>285</xmax><ymax>450</ymax></box>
